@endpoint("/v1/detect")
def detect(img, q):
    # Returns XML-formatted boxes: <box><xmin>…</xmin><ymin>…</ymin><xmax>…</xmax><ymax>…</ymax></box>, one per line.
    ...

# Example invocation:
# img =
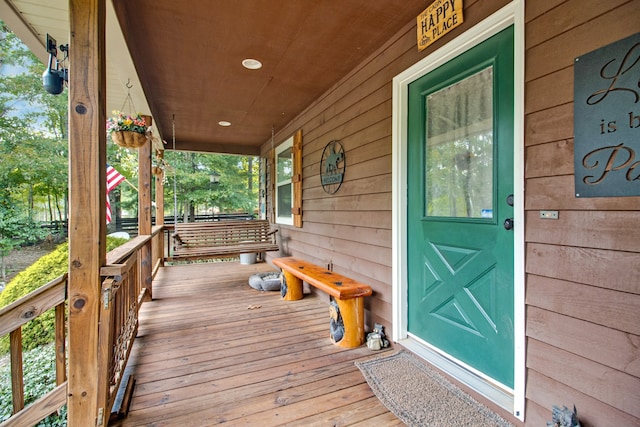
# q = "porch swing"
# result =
<box><xmin>167</xmin><ymin>115</ymin><xmax>279</xmax><ymax>262</ymax></box>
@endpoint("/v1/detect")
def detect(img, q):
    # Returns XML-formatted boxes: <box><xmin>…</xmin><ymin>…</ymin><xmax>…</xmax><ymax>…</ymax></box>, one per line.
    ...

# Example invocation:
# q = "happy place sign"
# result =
<box><xmin>417</xmin><ymin>0</ymin><xmax>463</xmax><ymax>51</ymax></box>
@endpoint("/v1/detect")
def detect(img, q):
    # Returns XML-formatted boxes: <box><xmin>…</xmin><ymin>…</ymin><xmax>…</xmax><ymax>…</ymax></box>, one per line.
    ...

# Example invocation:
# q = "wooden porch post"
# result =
<box><xmin>67</xmin><ymin>0</ymin><xmax>107</xmax><ymax>425</ymax></box>
<box><xmin>155</xmin><ymin>169</ymin><xmax>164</xmax><ymax>226</ymax></box>
<box><xmin>139</xmin><ymin>129</ymin><xmax>153</xmax><ymax>300</ymax></box>
<box><xmin>155</xmin><ymin>168</ymin><xmax>165</xmax><ymax>266</ymax></box>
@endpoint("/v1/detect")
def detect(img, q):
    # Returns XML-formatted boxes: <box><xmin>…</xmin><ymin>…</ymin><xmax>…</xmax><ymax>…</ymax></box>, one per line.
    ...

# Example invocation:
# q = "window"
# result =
<box><xmin>275</xmin><ymin>136</ymin><xmax>293</xmax><ymax>225</ymax></box>
<box><xmin>425</xmin><ymin>66</ymin><xmax>494</xmax><ymax>219</ymax></box>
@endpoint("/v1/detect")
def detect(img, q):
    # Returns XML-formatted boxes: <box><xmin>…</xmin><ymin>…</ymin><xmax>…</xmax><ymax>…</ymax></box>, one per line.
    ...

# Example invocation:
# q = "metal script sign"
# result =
<box><xmin>417</xmin><ymin>0</ymin><xmax>463</xmax><ymax>51</ymax></box>
<box><xmin>574</xmin><ymin>32</ymin><xmax>640</xmax><ymax>197</ymax></box>
<box><xmin>320</xmin><ymin>140</ymin><xmax>345</xmax><ymax>194</ymax></box>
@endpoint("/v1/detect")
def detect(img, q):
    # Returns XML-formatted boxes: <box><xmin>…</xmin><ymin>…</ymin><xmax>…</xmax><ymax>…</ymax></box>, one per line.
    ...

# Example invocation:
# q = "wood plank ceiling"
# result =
<box><xmin>2</xmin><ymin>0</ymin><xmax>428</xmax><ymax>155</ymax></box>
<box><xmin>113</xmin><ymin>0</ymin><xmax>428</xmax><ymax>155</ymax></box>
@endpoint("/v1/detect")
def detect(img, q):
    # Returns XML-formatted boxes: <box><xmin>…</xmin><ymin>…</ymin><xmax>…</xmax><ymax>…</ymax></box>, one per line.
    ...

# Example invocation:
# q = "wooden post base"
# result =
<box><xmin>281</xmin><ymin>270</ymin><xmax>304</xmax><ymax>301</ymax></box>
<box><xmin>330</xmin><ymin>296</ymin><xmax>366</xmax><ymax>348</ymax></box>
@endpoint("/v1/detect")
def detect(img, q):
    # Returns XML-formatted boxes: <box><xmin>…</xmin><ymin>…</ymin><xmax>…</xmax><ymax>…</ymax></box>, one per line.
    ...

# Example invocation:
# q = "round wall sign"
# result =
<box><xmin>320</xmin><ymin>140</ymin><xmax>345</xmax><ymax>194</ymax></box>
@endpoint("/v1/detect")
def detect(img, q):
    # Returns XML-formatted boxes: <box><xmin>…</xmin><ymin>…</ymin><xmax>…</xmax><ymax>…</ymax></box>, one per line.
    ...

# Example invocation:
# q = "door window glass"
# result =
<box><xmin>425</xmin><ymin>66</ymin><xmax>494</xmax><ymax>218</ymax></box>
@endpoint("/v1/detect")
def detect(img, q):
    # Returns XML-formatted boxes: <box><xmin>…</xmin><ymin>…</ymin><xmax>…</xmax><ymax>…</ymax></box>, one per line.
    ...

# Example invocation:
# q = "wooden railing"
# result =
<box><xmin>0</xmin><ymin>275</ymin><xmax>68</xmax><ymax>427</ymax></box>
<box><xmin>97</xmin><ymin>225</ymin><xmax>164</xmax><ymax>421</ymax></box>
<box><xmin>98</xmin><ymin>255</ymin><xmax>139</xmax><ymax>421</ymax></box>
<box><xmin>0</xmin><ymin>225</ymin><xmax>166</xmax><ymax>426</ymax></box>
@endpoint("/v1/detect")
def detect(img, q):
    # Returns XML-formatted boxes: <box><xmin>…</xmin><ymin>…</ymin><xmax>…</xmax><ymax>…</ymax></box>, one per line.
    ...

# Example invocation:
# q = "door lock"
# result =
<box><xmin>503</xmin><ymin>218</ymin><xmax>514</xmax><ymax>230</ymax></box>
<box><xmin>506</xmin><ymin>194</ymin><xmax>514</xmax><ymax>207</ymax></box>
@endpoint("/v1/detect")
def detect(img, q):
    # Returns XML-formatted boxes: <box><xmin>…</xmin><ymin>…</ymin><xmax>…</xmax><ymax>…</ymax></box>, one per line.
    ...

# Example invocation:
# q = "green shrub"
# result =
<box><xmin>0</xmin><ymin>237</ymin><xmax>129</xmax><ymax>426</ymax></box>
<box><xmin>0</xmin><ymin>237</ymin><xmax>129</xmax><ymax>353</ymax></box>
<box><xmin>0</xmin><ymin>344</ymin><xmax>67</xmax><ymax>426</ymax></box>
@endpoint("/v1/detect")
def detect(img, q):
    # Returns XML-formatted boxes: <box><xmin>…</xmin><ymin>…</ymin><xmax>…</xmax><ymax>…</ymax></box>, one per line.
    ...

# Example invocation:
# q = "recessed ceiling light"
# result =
<box><xmin>242</xmin><ymin>58</ymin><xmax>262</xmax><ymax>70</ymax></box>
<box><xmin>218</xmin><ymin>121</ymin><xmax>231</xmax><ymax>127</ymax></box>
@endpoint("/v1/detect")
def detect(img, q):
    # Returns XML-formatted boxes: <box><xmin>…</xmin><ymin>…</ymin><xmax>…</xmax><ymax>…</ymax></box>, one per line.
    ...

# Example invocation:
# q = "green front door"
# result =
<box><xmin>407</xmin><ymin>27</ymin><xmax>514</xmax><ymax>388</ymax></box>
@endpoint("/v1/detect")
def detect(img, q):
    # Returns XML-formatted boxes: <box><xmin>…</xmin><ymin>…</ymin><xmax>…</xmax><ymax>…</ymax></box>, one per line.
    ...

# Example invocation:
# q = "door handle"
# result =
<box><xmin>503</xmin><ymin>218</ymin><xmax>514</xmax><ymax>230</ymax></box>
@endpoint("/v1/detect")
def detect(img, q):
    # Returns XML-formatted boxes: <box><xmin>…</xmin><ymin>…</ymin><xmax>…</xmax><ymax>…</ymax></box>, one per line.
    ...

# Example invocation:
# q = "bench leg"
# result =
<box><xmin>281</xmin><ymin>271</ymin><xmax>304</xmax><ymax>301</ymax></box>
<box><xmin>329</xmin><ymin>296</ymin><xmax>365</xmax><ymax>348</ymax></box>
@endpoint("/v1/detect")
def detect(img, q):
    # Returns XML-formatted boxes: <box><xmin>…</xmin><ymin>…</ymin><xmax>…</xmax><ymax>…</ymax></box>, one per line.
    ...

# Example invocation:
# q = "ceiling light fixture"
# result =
<box><xmin>242</xmin><ymin>58</ymin><xmax>262</xmax><ymax>70</ymax></box>
<box><xmin>218</xmin><ymin>121</ymin><xmax>231</xmax><ymax>127</ymax></box>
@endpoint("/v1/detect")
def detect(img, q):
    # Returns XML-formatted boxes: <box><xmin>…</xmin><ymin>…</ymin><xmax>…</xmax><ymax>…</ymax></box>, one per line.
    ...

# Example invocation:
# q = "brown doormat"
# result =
<box><xmin>355</xmin><ymin>350</ymin><xmax>515</xmax><ymax>427</ymax></box>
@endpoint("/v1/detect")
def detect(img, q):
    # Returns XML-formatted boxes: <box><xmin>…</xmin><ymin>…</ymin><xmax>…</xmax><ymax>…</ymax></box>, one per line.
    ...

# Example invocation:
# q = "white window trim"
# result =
<box><xmin>275</xmin><ymin>136</ymin><xmax>294</xmax><ymax>225</ymax></box>
<box><xmin>391</xmin><ymin>1</ymin><xmax>525</xmax><ymax>421</ymax></box>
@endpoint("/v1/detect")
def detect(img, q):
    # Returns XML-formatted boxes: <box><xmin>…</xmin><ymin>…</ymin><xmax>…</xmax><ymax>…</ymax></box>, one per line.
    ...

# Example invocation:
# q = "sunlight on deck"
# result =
<box><xmin>112</xmin><ymin>262</ymin><xmax>400</xmax><ymax>426</ymax></box>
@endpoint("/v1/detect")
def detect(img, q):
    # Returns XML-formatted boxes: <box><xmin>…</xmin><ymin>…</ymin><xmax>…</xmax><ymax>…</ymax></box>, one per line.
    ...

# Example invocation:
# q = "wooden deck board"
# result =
<box><xmin>113</xmin><ymin>262</ymin><xmax>396</xmax><ymax>426</ymax></box>
<box><xmin>282</xmin><ymin>396</ymin><xmax>391</xmax><ymax>426</ymax></box>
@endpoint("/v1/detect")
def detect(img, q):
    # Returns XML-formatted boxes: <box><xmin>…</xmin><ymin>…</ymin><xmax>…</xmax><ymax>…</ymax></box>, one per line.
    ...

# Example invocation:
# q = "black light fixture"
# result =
<box><xmin>42</xmin><ymin>34</ymin><xmax>68</xmax><ymax>95</ymax></box>
<box><xmin>210</xmin><ymin>171</ymin><xmax>221</xmax><ymax>184</ymax></box>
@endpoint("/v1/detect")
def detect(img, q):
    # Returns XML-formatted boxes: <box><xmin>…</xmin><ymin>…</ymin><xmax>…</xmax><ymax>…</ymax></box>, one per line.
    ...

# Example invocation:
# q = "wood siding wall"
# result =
<box><xmin>523</xmin><ymin>1</ymin><xmax>640</xmax><ymax>426</ymax></box>
<box><xmin>262</xmin><ymin>1</ymin><xmax>639</xmax><ymax>426</ymax></box>
<box><xmin>261</xmin><ymin>0</ymin><xmax>508</xmax><ymax>335</ymax></box>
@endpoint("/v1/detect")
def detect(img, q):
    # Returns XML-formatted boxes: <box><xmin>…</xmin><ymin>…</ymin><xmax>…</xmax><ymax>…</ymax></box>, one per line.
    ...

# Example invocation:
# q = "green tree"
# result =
<box><xmin>0</xmin><ymin>20</ymin><xmax>260</xmax><ymax>243</ymax></box>
<box><xmin>0</xmin><ymin>22</ymin><xmax>68</xmax><ymax>226</ymax></box>
<box><xmin>163</xmin><ymin>151</ymin><xmax>259</xmax><ymax>221</ymax></box>
<box><xmin>0</xmin><ymin>21</ymin><xmax>69</xmax><ymax>279</ymax></box>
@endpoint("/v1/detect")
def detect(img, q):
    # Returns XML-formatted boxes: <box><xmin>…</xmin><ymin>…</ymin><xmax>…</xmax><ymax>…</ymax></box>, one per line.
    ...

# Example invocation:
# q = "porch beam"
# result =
<box><xmin>169</xmin><ymin>140</ymin><xmax>261</xmax><ymax>156</ymax></box>
<box><xmin>67</xmin><ymin>0</ymin><xmax>106</xmax><ymax>425</ymax></box>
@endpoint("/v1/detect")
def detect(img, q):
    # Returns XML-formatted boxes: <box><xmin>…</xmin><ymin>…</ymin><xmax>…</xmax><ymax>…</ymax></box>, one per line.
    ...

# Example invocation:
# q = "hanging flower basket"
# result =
<box><xmin>151</xmin><ymin>165</ymin><xmax>163</xmax><ymax>176</ymax></box>
<box><xmin>107</xmin><ymin>111</ymin><xmax>150</xmax><ymax>149</ymax></box>
<box><xmin>111</xmin><ymin>130</ymin><xmax>148</xmax><ymax>148</ymax></box>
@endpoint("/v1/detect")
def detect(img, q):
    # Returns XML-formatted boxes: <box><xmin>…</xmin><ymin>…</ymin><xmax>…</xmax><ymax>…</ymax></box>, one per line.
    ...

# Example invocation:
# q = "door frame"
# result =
<box><xmin>391</xmin><ymin>1</ymin><xmax>525</xmax><ymax>421</ymax></box>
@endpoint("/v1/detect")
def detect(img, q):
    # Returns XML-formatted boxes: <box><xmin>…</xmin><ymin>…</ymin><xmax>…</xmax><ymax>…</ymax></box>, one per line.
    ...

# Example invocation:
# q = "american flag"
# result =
<box><xmin>106</xmin><ymin>164</ymin><xmax>126</xmax><ymax>224</ymax></box>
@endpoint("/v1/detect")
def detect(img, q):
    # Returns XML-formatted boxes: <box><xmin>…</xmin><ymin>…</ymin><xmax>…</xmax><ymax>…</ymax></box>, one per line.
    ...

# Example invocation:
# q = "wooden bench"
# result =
<box><xmin>272</xmin><ymin>257</ymin><xmax>372</xmax><ymax>348</ymax></box>
<box><xmin>171</xmin><ymin>220</ymin><xmax>278</xmax><ymax>260</ymax></box>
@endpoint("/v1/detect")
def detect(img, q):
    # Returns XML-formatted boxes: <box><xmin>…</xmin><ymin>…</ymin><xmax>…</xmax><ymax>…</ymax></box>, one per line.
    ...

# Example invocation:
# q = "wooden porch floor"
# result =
<box><xmin>112</xmin><ymin>261</ymin><xmax>401</xmax><ymax>427</ymax></box>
